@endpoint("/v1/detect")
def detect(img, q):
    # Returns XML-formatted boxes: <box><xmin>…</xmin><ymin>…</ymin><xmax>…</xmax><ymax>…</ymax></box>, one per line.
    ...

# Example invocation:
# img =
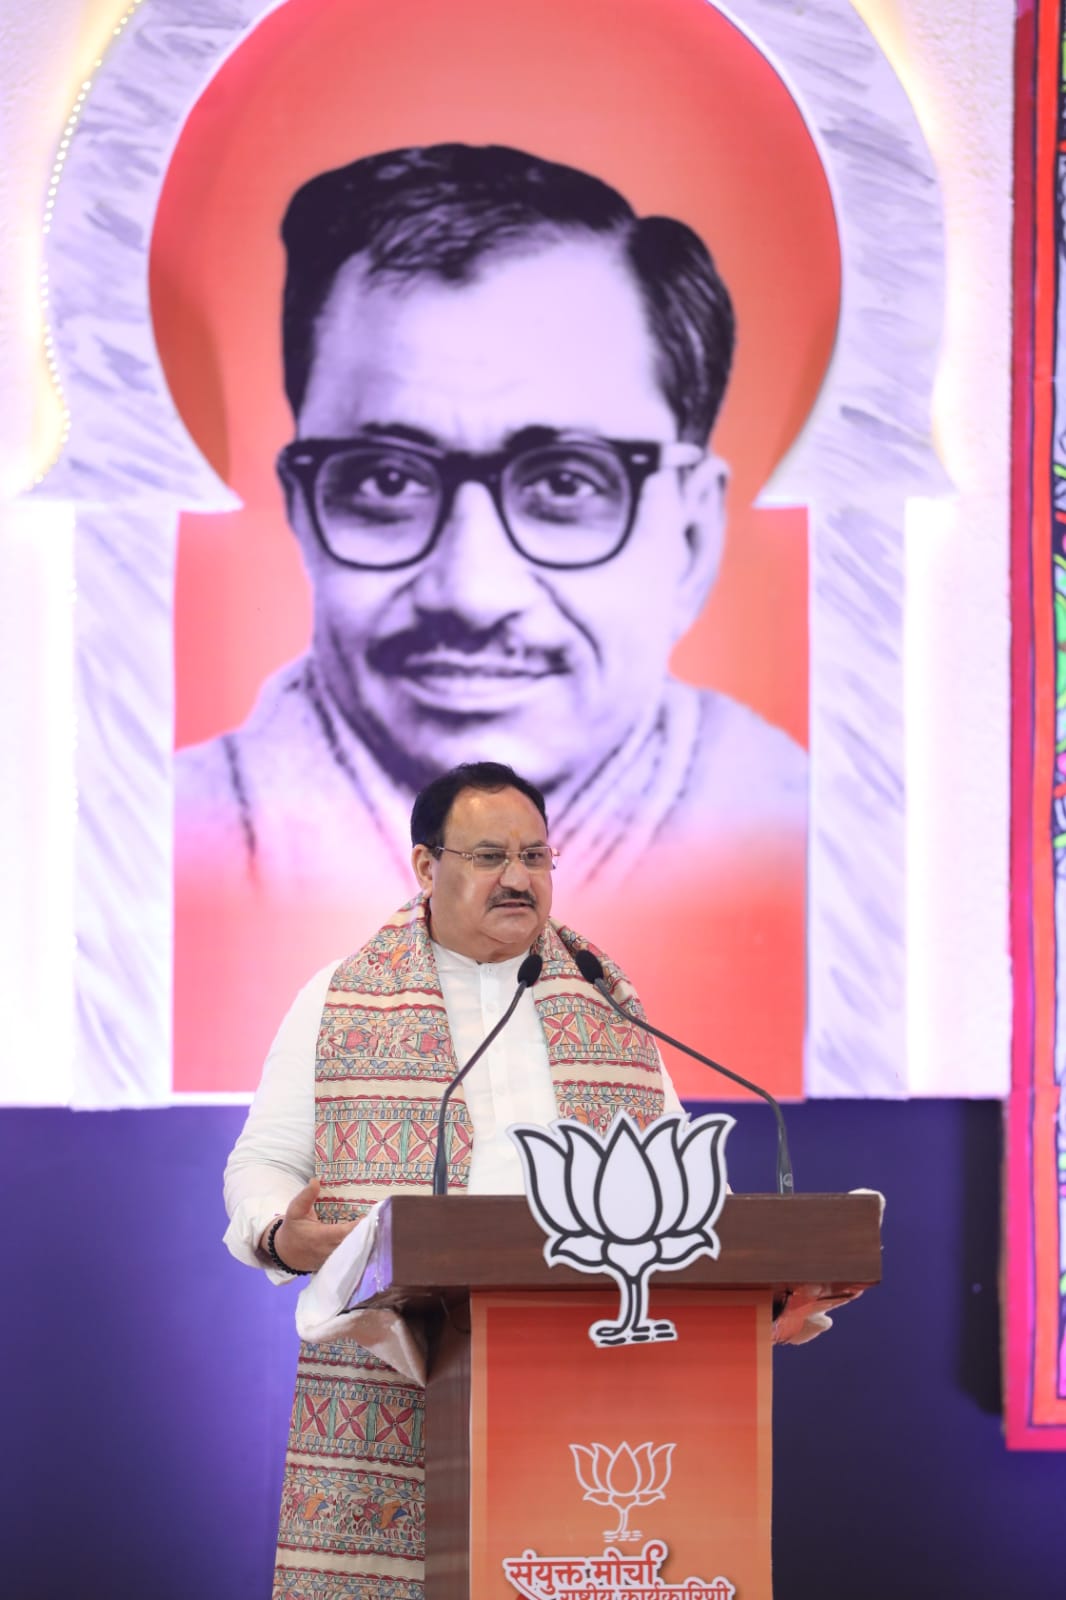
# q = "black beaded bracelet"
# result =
<box><xmin>265</xmin><ymin>1215</ymin><xmax>310</xmax><ymax>1276</ymax></box>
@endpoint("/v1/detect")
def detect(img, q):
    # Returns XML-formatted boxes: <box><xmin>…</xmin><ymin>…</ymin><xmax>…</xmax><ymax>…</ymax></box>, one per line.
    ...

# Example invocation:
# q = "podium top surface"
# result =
<box><xmin>351</xmin><ymin>1192</ymin><xmax>882</xmax><ymax>1311</ymax></box>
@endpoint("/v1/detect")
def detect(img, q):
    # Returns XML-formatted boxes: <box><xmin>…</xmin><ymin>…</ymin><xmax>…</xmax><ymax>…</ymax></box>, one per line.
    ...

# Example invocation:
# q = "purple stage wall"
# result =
<box><xmin>2</xmin><ymin>1098</ymin><xmax>1063</xmax><ymax>1599</ymax></box>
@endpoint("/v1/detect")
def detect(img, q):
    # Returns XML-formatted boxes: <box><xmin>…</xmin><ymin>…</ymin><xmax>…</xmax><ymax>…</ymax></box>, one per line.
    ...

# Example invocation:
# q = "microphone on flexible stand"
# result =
<box><xmin>432</xmin><ymin>951</ymin><xmax>543</xmax><ymax>1196</ymax></box>
<box><xmin>571</xmin><ymin>947</ymin><xmax>795</xmax><ymax>1196</ymax></box>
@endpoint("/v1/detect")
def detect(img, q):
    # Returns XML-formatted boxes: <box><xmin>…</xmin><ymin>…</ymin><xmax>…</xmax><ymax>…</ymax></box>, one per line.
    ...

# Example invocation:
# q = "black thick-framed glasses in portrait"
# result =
<box><xmin>277</xmin><ymin>429</ymin><xmax>704</xmax><ymax>572</ymax></box>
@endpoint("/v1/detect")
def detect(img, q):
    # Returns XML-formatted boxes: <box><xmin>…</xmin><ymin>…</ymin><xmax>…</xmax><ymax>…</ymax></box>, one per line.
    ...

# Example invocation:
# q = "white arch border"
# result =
<box><xmin>34</xmin><ymin>0</ymin><xmax>947</xmax><ymax>1103</ymax></box>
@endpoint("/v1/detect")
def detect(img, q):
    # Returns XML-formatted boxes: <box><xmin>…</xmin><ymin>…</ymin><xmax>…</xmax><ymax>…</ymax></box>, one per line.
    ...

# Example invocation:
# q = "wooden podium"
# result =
<box><xmin>350</xmin><ymin>1192</ymin><xmax>881</xmax><ymax>1600</ymax></box>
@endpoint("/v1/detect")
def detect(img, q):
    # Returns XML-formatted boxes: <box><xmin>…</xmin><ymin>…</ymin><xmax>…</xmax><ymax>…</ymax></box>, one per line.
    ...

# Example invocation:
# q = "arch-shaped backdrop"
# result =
<box><xmin>33</xmin><ymin>0</ymin><xmax>945</xmax><ymax>1113</ymax></box>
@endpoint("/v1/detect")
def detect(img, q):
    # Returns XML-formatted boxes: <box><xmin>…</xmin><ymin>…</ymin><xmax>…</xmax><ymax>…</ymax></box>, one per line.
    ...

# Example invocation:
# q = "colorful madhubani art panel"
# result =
<box><xmin>1006</xmin><ymin>0</ymin><xmax>1066</xmax><ymax>1448</ymax></box>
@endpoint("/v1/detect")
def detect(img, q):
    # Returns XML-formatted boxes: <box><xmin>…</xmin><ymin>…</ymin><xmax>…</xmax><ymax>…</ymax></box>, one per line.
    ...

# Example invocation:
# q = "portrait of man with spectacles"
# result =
<box><xmin>178</xmin><ymin>142</ymin><xmax>804</xmax><ymax>879</ymax></box>
<box><xmin>174</xmin><ymin>141</ymin><xmax>807</xmax><ymax>1091</ymax></box>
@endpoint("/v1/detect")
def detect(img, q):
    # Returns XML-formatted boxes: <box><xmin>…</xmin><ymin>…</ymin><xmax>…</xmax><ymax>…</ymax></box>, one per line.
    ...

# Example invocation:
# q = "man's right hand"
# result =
<box><xmin>260</xmin><ymin>1177</ymin><xmax>356</xmax><ymax>1273</ymax></box>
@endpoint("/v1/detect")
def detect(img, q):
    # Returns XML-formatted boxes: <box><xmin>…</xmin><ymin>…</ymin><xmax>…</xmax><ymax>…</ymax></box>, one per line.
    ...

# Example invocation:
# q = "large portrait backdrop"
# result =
<box><xmin>33</xmin><ymin>0</ymin><xmax>951</xmax><ymax>1117</ymax></box>
<box><xmin>153</xmin><ymin>0</ymin><xmax>838</xmax><ymax>1097</ymax></box>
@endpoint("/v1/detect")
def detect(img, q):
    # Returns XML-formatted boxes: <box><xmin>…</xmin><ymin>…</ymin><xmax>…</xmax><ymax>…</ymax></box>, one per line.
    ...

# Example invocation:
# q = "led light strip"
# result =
<box><xmin>35</xmin><ymin>0</ymin><xmax>149</xmax><ymax>484</ymax></box>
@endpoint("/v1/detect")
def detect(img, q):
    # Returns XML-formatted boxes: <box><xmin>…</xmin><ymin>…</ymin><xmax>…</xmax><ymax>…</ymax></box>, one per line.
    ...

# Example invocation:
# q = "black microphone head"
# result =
<box><xmin>518</xmin><ymin>952</ymin><xmax>543</xmax><ymax>987</ymax></box>
<box><xmin>574</xmin><ymin>947</ymin><xmax>606</xmax><ymax>985</ymax></box>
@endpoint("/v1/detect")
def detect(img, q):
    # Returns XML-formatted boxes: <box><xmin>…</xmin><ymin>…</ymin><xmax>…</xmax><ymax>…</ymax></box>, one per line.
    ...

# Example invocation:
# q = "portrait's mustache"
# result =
<box><xmin>367</xmin><ymin>616</ymin><xmax>567</xmax><ymax>676</ymax></box>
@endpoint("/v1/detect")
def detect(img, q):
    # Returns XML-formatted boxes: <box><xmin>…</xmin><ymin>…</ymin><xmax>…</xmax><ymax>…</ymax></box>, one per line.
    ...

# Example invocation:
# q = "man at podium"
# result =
<box><xmin>223</xmin><ymin>759</ymin><xmax>684</xmax><ymax>1600</ymax></box>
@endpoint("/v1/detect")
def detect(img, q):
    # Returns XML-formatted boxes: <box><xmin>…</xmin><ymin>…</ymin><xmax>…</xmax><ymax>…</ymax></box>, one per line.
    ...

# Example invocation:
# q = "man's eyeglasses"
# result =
<box><xmin>278</xmin><ymin>430</ymin><xmax>704</xmax><ymax>571</ymax></box>
<box><xmin>432</xmin><ymin>845</ymin><xmax>559</xmax><ymax>873</ymax></box>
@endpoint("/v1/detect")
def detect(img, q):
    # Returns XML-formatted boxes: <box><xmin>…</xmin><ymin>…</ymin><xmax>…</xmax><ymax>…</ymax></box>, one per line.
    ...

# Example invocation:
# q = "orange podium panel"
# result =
<box><xmin>471</xmin><ymin>1290</ymin><xmax>772</xmax><ymax>1598</ymax></box>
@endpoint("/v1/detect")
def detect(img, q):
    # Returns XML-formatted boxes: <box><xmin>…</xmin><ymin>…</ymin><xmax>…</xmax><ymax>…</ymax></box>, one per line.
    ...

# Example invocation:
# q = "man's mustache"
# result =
<box><xmin>489</xmin><ymin>889</ymin><xmax>537</xmax><ymax>909</ymax></box>
<box><xmin>367</xmin><ymin>615</ymin><xmax>567</xmax><ymax>676</ymax></box>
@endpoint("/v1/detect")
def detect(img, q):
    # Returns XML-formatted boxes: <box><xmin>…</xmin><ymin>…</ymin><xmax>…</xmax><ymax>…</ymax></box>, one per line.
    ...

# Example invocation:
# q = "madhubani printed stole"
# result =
<box><xmin>273</xmin><ymin>895</ymin><xmax>664</xmax><ymax>1600</ymax></box>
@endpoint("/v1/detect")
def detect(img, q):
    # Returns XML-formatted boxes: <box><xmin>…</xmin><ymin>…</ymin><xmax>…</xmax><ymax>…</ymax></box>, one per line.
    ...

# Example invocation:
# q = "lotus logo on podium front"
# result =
<box><xmin>509</xmin><ymin>1112</ymin><xmax>733</xmax><ymax>1346</ymax></box>
<box><xmin>571</xmin><ymin>1440</ymin><xmax>675</xmax><ymax>1543</ymax></box>
<box><xmin>502</xmin><ymin>1436</ymin><xmax>736</xmax><ymax>1599</ymax></box>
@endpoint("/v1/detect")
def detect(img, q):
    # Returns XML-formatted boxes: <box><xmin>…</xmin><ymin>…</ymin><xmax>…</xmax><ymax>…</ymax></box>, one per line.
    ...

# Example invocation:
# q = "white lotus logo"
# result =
<box><xmin>571</xmin><ymin>1440</ymin><xmax>675</xmax><ymax>1543</ymax></box>
<box><xmin>509</xmin><ymin>1112</ymin><xmax>732</xmax><ymax>1346</ymax></box>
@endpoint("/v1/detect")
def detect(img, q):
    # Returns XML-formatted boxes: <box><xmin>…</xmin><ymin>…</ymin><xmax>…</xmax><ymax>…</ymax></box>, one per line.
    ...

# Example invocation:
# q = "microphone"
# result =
<box><xmin>572</xmin><ymin>947</ymin><xmax>795</xmax><ymax>1196</ymax></box>
<box><xmin>432</xmin><ymin>951</ymin><xmax>543</xmax><ymax>1196</ymax></box>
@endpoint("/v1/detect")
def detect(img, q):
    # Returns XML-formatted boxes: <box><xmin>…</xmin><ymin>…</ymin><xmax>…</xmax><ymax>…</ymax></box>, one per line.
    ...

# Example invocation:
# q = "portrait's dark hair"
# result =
<box><xmin>282</xmin><ymin>143</ymin><xmax>735</xmax><ymax>444</ymax></box>
<box><xmin>410</xmin><ymin>761</ymin><xmax>549</xmax><ymax>850</ymax></box>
